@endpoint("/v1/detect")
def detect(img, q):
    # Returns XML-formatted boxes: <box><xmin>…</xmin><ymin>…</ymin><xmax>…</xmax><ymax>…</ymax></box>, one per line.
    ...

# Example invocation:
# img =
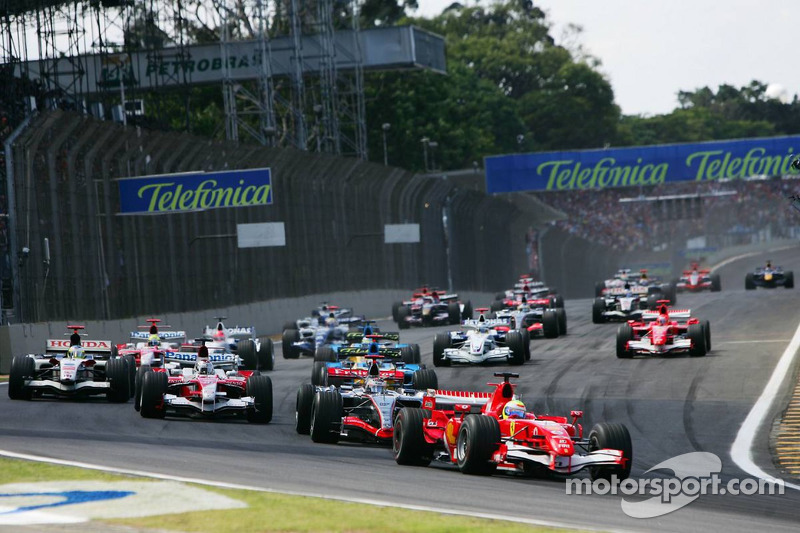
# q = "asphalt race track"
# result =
<box><xmin>2</xmin><ymin>248</ymin><xmax>800</xmax><ymax>531</ymax></box>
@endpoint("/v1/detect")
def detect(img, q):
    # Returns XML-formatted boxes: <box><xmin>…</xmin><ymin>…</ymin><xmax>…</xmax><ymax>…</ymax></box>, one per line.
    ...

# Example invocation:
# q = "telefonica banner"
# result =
<box><xmin>485</xmin><ymin>135</ymin><xmax>800</xmax><ymax>193</ymax></box>
<box><xmin>118</xmin><ymin>168</ymin><xmax>272</xmax><ymax>215</ymax></box>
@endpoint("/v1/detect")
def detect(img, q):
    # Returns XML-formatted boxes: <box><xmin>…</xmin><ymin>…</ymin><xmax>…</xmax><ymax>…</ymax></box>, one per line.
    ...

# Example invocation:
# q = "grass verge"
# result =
<box><xmin>0</xmin><ymin>457</ymin><xmax>579</xmax><ymax>533</ymax></box>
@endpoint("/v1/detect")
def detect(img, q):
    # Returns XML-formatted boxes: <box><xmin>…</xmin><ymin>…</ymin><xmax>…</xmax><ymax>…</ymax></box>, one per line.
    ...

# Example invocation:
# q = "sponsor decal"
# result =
<box><xmin>47</xmin><ymin>340</ymin><xmax>111</xmax><ymax>350</ymax></box>
<box><xmin>486</xmin><ymin>135</ymin><xmax>800</xmax><ymax>192</ymax></box>
<box><xmin>118</xmin><ymin>168</ymin><xmax>272</xmax><ymax>215</ymax></box>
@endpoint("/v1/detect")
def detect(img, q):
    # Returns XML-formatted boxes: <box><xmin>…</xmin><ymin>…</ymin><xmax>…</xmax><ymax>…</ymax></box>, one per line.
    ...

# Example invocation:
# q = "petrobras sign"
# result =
<box><xmin>485</xmin><ymin>135</ymin><xmax>800</xmax><ymax>193</ymax></box>
<box><xmin>118</xmin><ymin>168</ymin><xmax>272</xmax><ymax>215</ymax></box>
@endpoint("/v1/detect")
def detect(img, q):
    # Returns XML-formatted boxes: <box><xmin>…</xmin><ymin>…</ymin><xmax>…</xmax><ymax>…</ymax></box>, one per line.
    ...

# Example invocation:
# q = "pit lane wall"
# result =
<box><xmin>0</xmin><ymin>289</ymin><xmax>497</xmax><ymax>372</ymax></box>
<box><xmin>1</xmin><ymin>110</ymin><xmax>534</xmax><ymax>324</ymax></box>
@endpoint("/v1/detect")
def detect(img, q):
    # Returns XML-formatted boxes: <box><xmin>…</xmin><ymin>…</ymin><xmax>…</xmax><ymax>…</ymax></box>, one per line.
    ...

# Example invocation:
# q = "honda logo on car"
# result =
<box><xmin>47</xmin><ymin>339</ymin><xmax>111</xmax><ymax>349</ymax></box>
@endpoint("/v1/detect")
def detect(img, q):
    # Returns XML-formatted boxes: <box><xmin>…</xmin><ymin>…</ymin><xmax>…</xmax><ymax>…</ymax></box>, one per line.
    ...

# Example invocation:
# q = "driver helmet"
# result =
<box><xmin>213</xmin><ymin>329</ymin><xmax>226</xmax><ymax>342</ymax></box>
<box><xmin>325</xmin><ymin>313</ymin><xmax>338</xmax><ymax>327</ymax></box>
<box><xmin>148</xmin><ymin>334</ymin><xmax>161</xmax><ymax>347</ymax></box>
<box><xmin>502</xmin><ymin>400</ymin><xmax>526</xmax><ymax>420</ymax></box>
<box><xmin>365</xmin><ymin>378</ymin><xmax>385</xmax><ymax>394</ymax></box>
<box><xmin>657</xmin><ymin>316</ymin><xmax>667</xmax><ymax>326</ymax></box>
<box><xmin>766</xmin><ymin>260</ymin><xmax>773</xmax><ymax>269</ymax></box>
<box><xmin>67</xmin><ymin>345</ymin><xmax>85</xmax><ymax>359</ymax></box>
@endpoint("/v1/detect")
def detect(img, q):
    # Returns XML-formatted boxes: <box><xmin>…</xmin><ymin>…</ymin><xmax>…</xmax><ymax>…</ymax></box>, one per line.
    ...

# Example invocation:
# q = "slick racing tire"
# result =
<box><xmin>310</xmin><ymin>391</ymin><xmax>342</xmax><ymax>444</ymax></box>
<box><xmin>397</xmin><ymin>306</ymin><xmax>411</xmax><ymax>330</ymax></box>
<box><xmin>646</xmin><ymin>294</ymin><xmax>659</xmax><ymax>310</ymax></box>
<box><xmin>664</xmin><ymin>283</ymin><xmax>677</xmax><ymax>306</ymax></box>
<box><xmin>490</xmin><ymin>301</ymin><xmax>504</xmax><ymax>313</ymax></box>
<box><xmin>238</xmin><ymin>339</ymin><xmax>259</xmax><ymax>370</ymax></box>
<box><xmin>258</xmin><ymin>338</ymin><xmax>275</xmax><ymax>371</ymax></box>
<box><xmin>456</xmin><ymin>415</ymin><xmax>500</xmax><ymax>476</ymax></box>
<box><xmin>700</xmin><ymin>320</ymin><xmax>711</xmax><ymax>352</ymax></box>
<box><xmin>550</xmin><ymin>295</ymin><xmax>564</xmax><ymax>309</ymax></box>
<box><xmin>140</xmin><ymin>370</ymin><xmax>168</xmax><ymax>418</ymax></box>
<box><xmin>556</xmin><ymin>308</ymin><xmax>567</xmax><ymax>335</ymax></box>
<box><xmin>616</xmin><ymin>324</ymin><xmax>633</xmax><ymax>359</ymax></box>
<box><xmin>283</xmin><ymin>321</ymin><xmax>297</xmax><ymax>331</ymax></box>
<box><xmin>392</xmin><ymin>301</ymin><xmax>403</xmax><ymax>323</ymax></box>
<box><xmin>710</xmin><ymin>273</ymin><xmax>721</xmax><ymax>292</ymax></box>
<box><xmin>296</xmin><ymin>383</ymin><xmax>315</xmax><ymax>434</ymax></box>
<box><xmin>401</xmin><ymin>346</ymin><xmax>416</xmax><ymax>364</ymax></box>
<box><xmin>592</xmin><ymin>297</ymin><xmax>606</xmax><ymax>324</ymax></box>
<box><xmin>311</xmin><ymin>361</ymin><xmax>328</xmax><ymax>387</ymax></box>
<box><xmin>412</xmin><ymin>369</ymin><xmax>438</xmax><ymax>391</ymax></box>
<box><xmin>314</xmin><ymin>346</ymin><xmax>337</xmax><ymax>363</ymax></box>
<box><xmin>506</xmin><ymin>331</ymin><xmax>525</xmax><ymax>366</ymax></box>
<box><xmin>542</xmin><ymin>310</ymin><xmax>559</xmax><ymax>339</ymax></box>
<box><xmin>411</xmin><ymin>343</ymin><xmax>422</xmax><ymax>364</ymax></box>
<box><xmin>106</xmin><ymin>358</ymin><xmax>131</xmax><ymax>403</ymax></box>
<box><xmin>786</xmin><ymin>271</ymin><xmax>795</xmax><ymax>289</ymax></box>
<box><xmin>246</xmin><ymin>375</ymin><xmax>273</xmax><ymax>424</ymax></box>
<box><xmin>461</xmin><ymin>300</ymin><xmax>473</xmax><ymax>320</ymax></box>
<box><xmin>433</xmin><ymin>333</ymin><xmax>451</xmax><ymax>367</ymax></box>
<box><xmin>8</xmin><ymin>355</ymin><xmax>34</xmax><ymax>400</ymax></box>
<box><xmin>522</xmin><ymin>328</ymin><xmax>531</xmax><ymax>361</ymax></box>
<box><xmin>134</xmin><ymin>364</ymin><xmax>152</xmax><ymax>412</ymax></box>
<box><xmin>589</xmin><ymin>423</ymin><xmax>633</xmax><ymax>481</ymax></box>
<box><xmin>122</xmin><ymin>354</ymin><xmax>137</xmax><ymax>398</ymax></box>
<box><xmin>393</xmin><ymin>408</ymin><xmax>434</xmax><ymax>467</ymax></box>
<box><xmin>595</xmin><ymin>281</ymin><xmax>605</xmax><ymax>298</ymax></box>
<box><xmin>447</xmin><ymin>303</ymin><xmax>461</xmax><ymax>325</ymax></box>
<box><xmin>745</xmin><ymin>273</ymin><xmax>756</xmax><ymax>290</ymax></box>
<box><xmin>688</xmin><ymin>323</ymin><xmax>706</xmax><ymax>357</ymax></box>
<box><xmin>495</xmin><ymin>292</ymin><xmax>506</xmax><ymax>301</ymax></box>
<box><xmin>282</xmin><ymin>329</ymin><xmax>300</xmax><ymax>359</ymax></box>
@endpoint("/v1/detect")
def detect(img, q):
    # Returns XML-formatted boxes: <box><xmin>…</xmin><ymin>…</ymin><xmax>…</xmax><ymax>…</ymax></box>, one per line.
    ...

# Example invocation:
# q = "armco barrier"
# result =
<box><xmin>3</xmin><ymin>111</ymin><xmax>537</xmax><ymax>322</ymax></box>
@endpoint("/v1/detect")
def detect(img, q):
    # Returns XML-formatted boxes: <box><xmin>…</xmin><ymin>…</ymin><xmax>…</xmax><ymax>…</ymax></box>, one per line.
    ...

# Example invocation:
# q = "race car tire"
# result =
<box><xmin>314</xmin><ymin>345</ymin><xmax>337</xmax><ymax>363</ymax></box>
<box><xmin>495</xmin><ymin>292</ymin><xmax>506</xmax><ymax>301</ymax></box>
<box><xmin>616</xmin><ymin>324</ymin><xmax>633</xmax><ymax>359</ymax></box>
<box><xmin>588</xmin><ymin>423</ymin><xmax>633</xmax><ymax>481</ymax></box>
<box><xmin>556</xmin><ymin>308</ymin><xmax>567</xmax><ymax>335</ymax></box>
<box><xmin>393</xmin><ymin>408</ymin><xmax>434</xmax><ymax>467</ymax></box>
<box><xmin>134</xmin><ymin>364</ymin><xmax>152</xmax><ymax>412</ymax></box>
<box><xmin>401</xmin><ymin>346</ymin><xmax>416</xmax><ymax>365</ymax></box>
<box><xmin>506</xmin><ymin>331</ymin><xmax>525</xmax><ymax>366</ymax></box>
<box><xmin>106</xmin><ymin>358</ymin><xmax>131</xmax><ymax>403</ymax></box>
<box><xmin>595</xmin><ymin>282</ymin><xmax>605</xmax><ymax>298</ymax></box>
<box><xmin>785</xmin><ymin>271</ymin><xmax>795</xmax><ymax>289</ymax></box>
<box><xmin>433</xmin><ymin>333</ymin><xmax>451</xmax><ymax>367</ymax></box>
<box><xmin>140</xmin><ymin>370</ymin><xmax>167</xmax><ymax>418</ymax></box>
<box><xmin>646</xmin><ymin>294</ymin><xmax>659</xmax><ymax>310</ymax></box>
<box><xmin>447</xmin><ymin>303</ymin><xmax>461</xmax><ymax>325</ymax></box>
<box><xmin>295</xmin><ymin>383</ymin><xmax>315</xmax><ymax>434</ymax></box>
<box><xmin>710</xmin><ymin>274</ymin><xmax>721</xmax><ymax>292</ymax></box>
<box><xmin>282</xmin><ymin>320</ymin><xmax>296</xmax><ymax>331</ymax></box>
<box><xmin>456</xmin><ymin>414</ymin><xmax>500</xmax><ymax>476</ymax></box>
<box><xmin>671</xmin><ymin>278</ymin><xmax>681</xmax><ymax>293</ymax></box>
<box><xmin>745</xmin><ymin>273</ymin><xmax>756</xmax><ymax>290</ymax></box>
<box><xmin>282</xmin><ymin>329</ymin><xmax>300</xmax><ymax>359</ymax></box>
<box><xmin>123</xmin><ymin>354</ymin><xmax>137</xmax><ymax>398</ymax></box>
<box><xmin>8</xmin><ymin>355</ymin><xmax>34</xmax><ymax>400</ymax></box>
<box><xmin>665</xmin><ymin>283</ymin><xmax>677</xmax><ymax>305</ymax></box>
<box><xmin>246</xmin><ymin>375</ymin><xmax>273</xmax><ymax>423</ymax></box>
<box><xmin>542</xmin><ymin>310</ymin><xmax>559</xmax><ymax>339</ymax></box>
<box><xmin>462</xmin><ymin>300</ymin><xmax>473</xmax><ymax>320</ymax></box>
<box><xmin>412</xmin><ymin>369</ymin><xmax>438</xmax><ymax>391</ymax></box>
<box><xmin>688</xmin><ymin>323</ymin><xmax>706</xmax><ymax>357</ymax></box>
<box><xmin>490</xmin><ymin>301</ymin><xmax>504</xmax><ymax>313</ymax></box>
<box><xmin>592</xmin><ymin>298</ymin><xmax>606</xmax><ymax>324</ymax></box>
<box><xmin>522</xmin><ymin>328</ymin><xmax>531</xmax><ymax>361</ymax></box>
<box><xmin>258</xmin><ymin>338</ymin><xmax>275</xmax><ymax>371</ymax></box>
<box><xmin>238</xmin><ymin>339</ymin><xmax>258</xmax><ymax>370</ymax></box>
<box><xmin>397</xmin><ymin>306</ymin><xmax>411</xmax><ymax>330</ymax></box>
<box><xmin>700</xmin><ymin>320</ymin><xmax>711</xmax><ymax>352</ymax></box>
<box><xmin>111</xmin><ymin>344</ymin><xmax>119</xmax><ymax>359</ymax></box>
<box><xmin>392</xmin><ymin>301</ymin><xmax>403</xmax><ymax>323</ymax></box>
<box><xmin>310</xmin><ymin>390</ymin><xmax>342</xmax><ymax>444</ymax></box>
<box><xmin>551</xmin><ymin>295</ymin><xmax>565</xmax><ymax>309</ymax></box>
<box><xmin>311</xmin><ymin>361</ymin><xmax>328</xmax><ymax>386</ymax></box>
<box><xmin>411</xmin><ymin>343</ymin><xmax>422</xmax><ymax>364</ymax></box>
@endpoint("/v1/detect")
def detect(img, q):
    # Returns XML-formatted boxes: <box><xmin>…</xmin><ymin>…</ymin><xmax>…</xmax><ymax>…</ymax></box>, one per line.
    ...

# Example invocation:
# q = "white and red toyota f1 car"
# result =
<box><xmin>674</xmin><ymin>263</ymin><xmax>721</xmax><ymax>293</ymax></box>
<box><xmin>392</xmin><ymin>372</ymin><xmax>632</xmax><ymax>480</ymax></box>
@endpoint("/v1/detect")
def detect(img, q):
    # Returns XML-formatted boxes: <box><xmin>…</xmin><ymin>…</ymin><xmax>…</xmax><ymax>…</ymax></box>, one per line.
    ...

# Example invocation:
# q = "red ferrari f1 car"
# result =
<box><xmin>392</xmin><ymin>372</ymin><xmax>632</xmax><ymax>480</ymax></box>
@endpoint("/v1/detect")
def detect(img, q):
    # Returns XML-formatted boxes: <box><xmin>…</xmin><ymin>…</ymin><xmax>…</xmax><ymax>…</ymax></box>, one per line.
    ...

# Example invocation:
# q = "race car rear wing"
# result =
<box><xmin>641</xmin><ymin>309</ymin><xmax>692</xmax><ymax>320</ymax></box>
<box><xmin>463</xmin><ymin>318</ymin><xmax>510</xmax><ymax>329</ymax></box>
<box><xmin>45</xmin><ymin>339</ymin><xmax>113</xmax><ymax>354</ymax></box>
<box><xmin>423</xmin><ymin>390</ymin><xmax>492</xmax><ymax>411</ymax></box>
<box><xmin>129</xmin><ymin>331</ymin><xmax>187</xmax><ymax>343</ymax></box>
<box><xmin>337</xmin><ymin>346</ymin><xmax>403</xmax><ymax>358</ymax></box>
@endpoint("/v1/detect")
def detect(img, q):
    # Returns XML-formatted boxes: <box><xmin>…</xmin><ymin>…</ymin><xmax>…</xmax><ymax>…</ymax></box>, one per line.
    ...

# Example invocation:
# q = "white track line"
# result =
<box><xmin>0</xmin><ymin>450</ymin><xmax>628</xmax><ymax>533</ymax></box>
<box><xmin>710</xmin><ymin>244</ymin><xmax>798</xmax><ymax>272</ymax></box>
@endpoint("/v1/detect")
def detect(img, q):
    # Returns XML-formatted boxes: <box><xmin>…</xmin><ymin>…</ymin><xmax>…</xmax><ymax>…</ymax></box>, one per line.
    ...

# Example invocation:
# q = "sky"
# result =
<box><xmin>413</xmin><ymin>0</ymin><xmax>798</xmax><ymax>116</ymax></box>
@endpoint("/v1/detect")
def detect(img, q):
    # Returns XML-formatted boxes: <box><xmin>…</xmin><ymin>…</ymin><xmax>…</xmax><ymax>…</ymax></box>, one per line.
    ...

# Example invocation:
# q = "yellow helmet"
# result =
<box><xmin>502</xmin><ymin>400</ymin><xmax>526</xmax><ymax>420</ymax></box>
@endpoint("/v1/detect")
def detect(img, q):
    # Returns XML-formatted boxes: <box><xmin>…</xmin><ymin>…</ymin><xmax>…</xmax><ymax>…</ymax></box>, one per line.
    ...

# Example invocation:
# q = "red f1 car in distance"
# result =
<box><xmin>392</xmin><ymin>372</ymin><xmax>632</xmax><ymax>481</ymax></box>
<box><xmin>616</xmin><ymin>303</ymin><xmax>710</xmax><ymax>358</ymax></box>
<box><xmin>674</xmin><ymin>262</ymin><xmax>721</xmax><ymax>293</ymax></box>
